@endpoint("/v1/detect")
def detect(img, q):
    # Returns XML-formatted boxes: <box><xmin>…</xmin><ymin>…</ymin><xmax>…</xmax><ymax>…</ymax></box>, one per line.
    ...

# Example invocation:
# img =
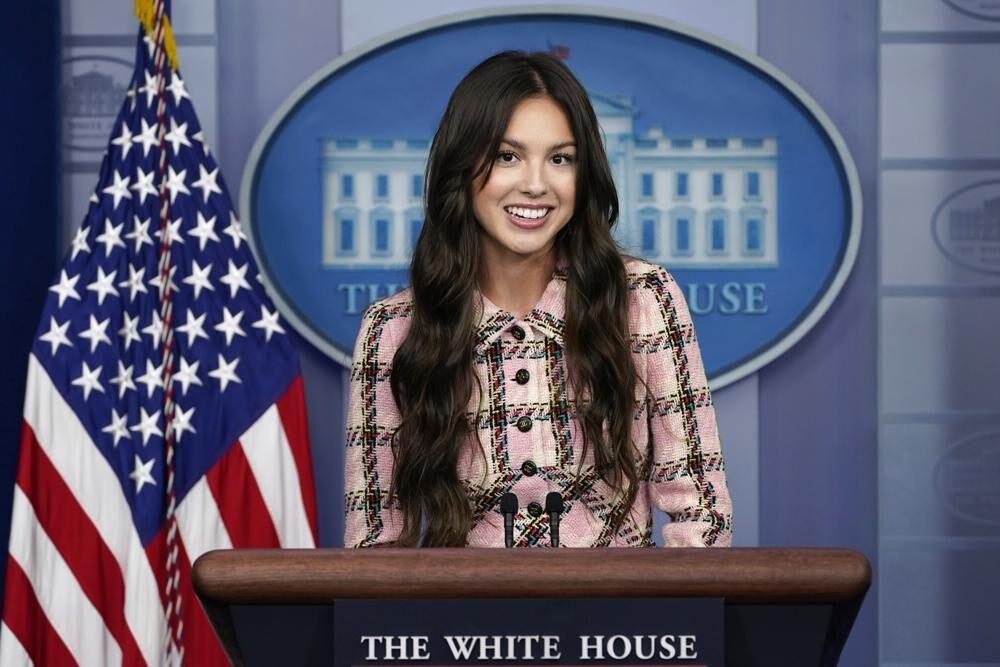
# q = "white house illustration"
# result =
<box><xmin>321</xmin><ymin>91</ymin><xmax>778</xmax><ymax>270</ymax></box>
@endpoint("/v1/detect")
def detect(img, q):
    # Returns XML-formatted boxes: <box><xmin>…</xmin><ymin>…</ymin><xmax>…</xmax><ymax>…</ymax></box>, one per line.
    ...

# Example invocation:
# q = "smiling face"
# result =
<box><xmin>472</xmin><ymin>95</ymin><xmax>577</xmax><ymax>269</ymax></box>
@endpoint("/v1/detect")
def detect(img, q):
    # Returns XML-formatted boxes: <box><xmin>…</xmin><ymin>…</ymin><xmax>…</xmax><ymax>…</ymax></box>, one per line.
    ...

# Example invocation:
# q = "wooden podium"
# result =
<box><xmin>192</xmin><ymin>547</ymin><xmax>870</xmax><ymax>667</ymax></box>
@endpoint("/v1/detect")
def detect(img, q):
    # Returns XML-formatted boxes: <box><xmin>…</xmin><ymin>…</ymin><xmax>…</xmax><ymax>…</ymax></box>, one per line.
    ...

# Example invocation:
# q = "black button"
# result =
<box><xmin>514</xmin><ymin>368</ymin><xmax>530</xmax><ymax>384</ymax></box>
<box><xmin>521</xmin><ymin>459</ymin><xmax>537</xmax><ymax>476</ymax></box>
<box><xmin>510</xmin><ymin>325</ymin><xmax>525</xmax><ymax>341</ymax></box>
<box><xmin>516</xmin><ymin>416</ymin><xmax>532</xmax><ymax>432</ymax></box>
<box><xmin>527</xmin><ymin>501</ymin><xmax>543</xmax><ymax>518</ymax></box>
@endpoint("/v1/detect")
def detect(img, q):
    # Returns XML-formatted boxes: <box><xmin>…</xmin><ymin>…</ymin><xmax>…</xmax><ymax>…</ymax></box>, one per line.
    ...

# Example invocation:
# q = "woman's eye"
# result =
<box><xmin>553</xmin><ymin>153</ymin><xmax>576</xmax><ymax>165</ymax></box>
<box><xmin>496</xmin><ymin>151</ymin><xmax>516</xmax><ymax>164</ymax></box>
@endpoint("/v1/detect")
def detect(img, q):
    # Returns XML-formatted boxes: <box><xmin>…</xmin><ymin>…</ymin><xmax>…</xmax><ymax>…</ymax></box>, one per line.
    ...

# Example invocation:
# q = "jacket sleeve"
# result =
<box><xmin>643</xmin><ymin>267</ymin><xmax>733</xmax><ymax>547</ymax></box>
<box><xmin>343</xmin><ymin>303</ymin><xmax>406</xmax><ymax>548</ymax></box>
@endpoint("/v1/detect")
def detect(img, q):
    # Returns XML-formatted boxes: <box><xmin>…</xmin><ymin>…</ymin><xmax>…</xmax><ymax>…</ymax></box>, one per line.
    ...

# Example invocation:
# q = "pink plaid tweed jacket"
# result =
<box><xmin>343</xmin><ymin>255</ymin><xmax>733</xmax><ymax>548</ymax></box>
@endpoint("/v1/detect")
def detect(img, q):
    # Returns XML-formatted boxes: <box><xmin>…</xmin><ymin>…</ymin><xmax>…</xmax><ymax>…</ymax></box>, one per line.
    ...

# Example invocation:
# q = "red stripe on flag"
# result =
<box><xmin>145</xmin><ymin>528</ymin><xmax>229</xmax><ymax>666</ymax></box>
<box><xmin>2</xmin><ymin>555</ymin><xmax>77</xmax><ymax>667</ymax></box>
<box><xmin>275</xmin><ymin>375</ymin><xmax>318</xmax><ymax>541</ymax></box>
<box><xmin>13</xmin><ymin>421</ymin><xmax>146</xmax><ymax>666</ymax></box>
<box><xmin>206</xmin><ymin>443</ymin><xmax>281</xmax><ymax>548</ymax></box>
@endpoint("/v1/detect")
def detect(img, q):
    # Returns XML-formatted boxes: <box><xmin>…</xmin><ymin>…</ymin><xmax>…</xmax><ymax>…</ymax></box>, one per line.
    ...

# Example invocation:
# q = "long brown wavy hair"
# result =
<box><xmin>388</xmin><ymin>50</ymin><xmax>643</xmax><ymax>546</ymax></box>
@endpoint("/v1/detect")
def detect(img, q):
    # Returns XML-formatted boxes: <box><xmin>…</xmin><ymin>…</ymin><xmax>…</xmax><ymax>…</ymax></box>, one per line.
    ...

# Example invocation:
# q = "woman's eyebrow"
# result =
<box><xmin>501</xmin><ymin>138</ymin><xmax>577</xmax><ymax>151</ymax></box>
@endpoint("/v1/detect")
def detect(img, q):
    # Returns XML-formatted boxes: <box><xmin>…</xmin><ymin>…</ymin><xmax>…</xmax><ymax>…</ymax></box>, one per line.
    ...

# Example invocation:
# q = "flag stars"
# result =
<box><xmin>220</xmin><ymin>260</ymin><xmax>250</xmax><ymax>299</ymax></box>
<box><xmin>223</xmin><ymin>211</ymin><xmax>247</xmax><ymax>249</ymax></box>
<box><xmin>253</xmin><ymin>305</ymin><xmax>286</xmax><ymax>342</ymax></box>
<box><xmin>39</xmin><ymin>317</ymin><xmax>73</xmax><ymax>355</ymax></box>
<box><xmin>71</xmin><ymin>361</ymin><xmax>104</xmax><ymax>400</ymax></box>
<box><xmin>102</xmin><ymin>408</ymin><xmax>131</xmax><ymax>447</ymax></box>
<box><xmin>172</xmin><ymin>356</ymin><xmax>203</xmax><ymax>395</ymax></box>
<box><xmin>118</xmin><ymin>312</ymin><xmax>141</xmax><ymax>350</ymax></box>
<box><xmin>166</xmin><ymin>73</ymin><xmax>191</xmax><ymax>106</ymax></box>
<box><xmin>191</xmin><ymin>164</ymin><xmax>222</xmax><ymax>203</ymax></box>
<box><xmin>142</xmin><ymin>311</ymin><xmax>165</xmax><ymax>348</ymax></box>
<box><xmin>95</xmin><ymin>219</ymin><xmax>127</xmax><ymax>256</ymax></box>
<box><xmin>172</xmin><ymin>406</ymin><xmax>197</xmax><ymax>442</ymax></box>
<box><xmin>214</xmin><ymin>307</ymin><xmax>246</xmax><ymax>346</ymax></box>
<box><xmin>78</xmin><ymin>315</ymin><xmax>112</xmax><ymax>353</ymax></box>
<box><xmin>183</xmin><ymin>260</ymin><xmax>214</xmax><ymax>299</ymax></box>
<box><xmin>136</xmin><ymin>358</ymin><xmax>165</xmax><ymax>398</ymax></box>
<box><xmin>134</xmin><ymin>118</ymin><xmax>158</xmax><ymax>157</ymax></box>
<box><xmin>154</xmin><ymin>218</ymin><xmax>185</xmax><ymax>248</ymax></box>
<box><xmin>130</xmin><ymin>455</ymin><xmax>156</xmax><ymax>494</ymax></box>
<box><xmin>164</xmin><ymin>166</ymin><xmax>190</xmax><ymax>204</ymax></box>
<box><xmin>119</xmin><ymin>264</ymin><xmax>148</xmax><ymax>302</ymax></box>
<box><xmin>102</xmin><ymin>170</ymin><xmax>132</xmax><ymax>210</ymax></box>
<box><xmin>164</xmin><ymin>117</ymin><xmax>192</xmax><ymax>156</ymax></box>
<box><xmin>149</xmin><ymin>265</ymin><xmax>179</xmax><ymax>299</ymax></box>
<box><xmin>126</xmin><ymin>216</ymin><xmax>154</xmax><ymax>252</ymax></box>
<box><xmin>49</xmin><ymin>270</ymin><xmax>81</xmax><ymax>307</ymax></box>
<box><xmin>70</xmin><ymin>227</ymin><xmax>91</xmax><ymax>261</ymax></box>
<box><xmin>188</xmin><ymin>212</ymin><xmax>220</xmax><ymax>251</ymax></box>
<box><xmin>86</xmin><ymin>266</ymin><xmax>118</xmax><ymax>305</ymax></box>
<box><xmin>130</xmin><ymin>408</ymin><xmax>163</xmax><ymax>446</ymax></box>
<box><xmin>109</xmin><ymin>360</ymin><xmax>137</xmax><ymax>399</ymax></box>
<box><xmin>176</xmin><ymin>308</ymin><xmax>209</xmax><ymax>346</ymax></box>
<box><xmin>130</xmin><ymin>167</ymin><xmax>157</xmax><ymax>206</ymax></box>
<box><xmin>139</xmin><ymin>68</ymin><xmax>162</xmax><ymax>108</ymax></box>
<box><xmin>111</xmin><ymin>121</ymin><xmax>133</xmax><ymax>159</ymax></box>
<box><xmin>208</xmin><ymin>354</ymin><xmax>241</xmax><ymax>392</ymax></box>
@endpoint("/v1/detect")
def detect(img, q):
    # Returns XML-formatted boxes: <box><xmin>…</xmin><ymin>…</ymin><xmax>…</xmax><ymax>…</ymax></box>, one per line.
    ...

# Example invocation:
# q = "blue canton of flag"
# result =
<box><xmin>1</xmin><ymin>3</ymin><xmax>317</xmax><ymax>665</ymax></box>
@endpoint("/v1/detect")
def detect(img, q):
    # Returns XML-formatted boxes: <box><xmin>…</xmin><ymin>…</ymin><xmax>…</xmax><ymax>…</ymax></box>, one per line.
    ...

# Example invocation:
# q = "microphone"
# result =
<box><xmin>501</xmin><ymin>492</ymin><xmax>518</xmax><ymax>548</ymax></box>
<box><xmin>545</xmin><ymin>492</ymin><xmax>563</xmax><ymax>548</ymax></box>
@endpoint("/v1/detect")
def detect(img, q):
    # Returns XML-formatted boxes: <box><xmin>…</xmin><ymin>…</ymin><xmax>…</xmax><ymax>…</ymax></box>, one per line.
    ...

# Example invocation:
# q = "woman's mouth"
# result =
<box><xmin>503</xmin><ymin>205</ymin><xmax>552</xmax><ymax>229</ymax></box>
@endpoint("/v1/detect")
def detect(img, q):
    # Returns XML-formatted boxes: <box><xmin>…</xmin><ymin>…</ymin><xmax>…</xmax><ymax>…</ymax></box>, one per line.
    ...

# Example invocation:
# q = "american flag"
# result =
<box><xmin>0</xmin><ymin>2</ymin><xmax>317</xmax><ymax>665</ymax></box>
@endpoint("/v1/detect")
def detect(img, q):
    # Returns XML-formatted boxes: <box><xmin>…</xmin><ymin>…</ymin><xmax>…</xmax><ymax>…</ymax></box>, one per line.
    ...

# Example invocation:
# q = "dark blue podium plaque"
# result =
<box><xmin>333</xmin><ymin>598</ymin><xmax>724</xmax><ymax>667</ymax></box>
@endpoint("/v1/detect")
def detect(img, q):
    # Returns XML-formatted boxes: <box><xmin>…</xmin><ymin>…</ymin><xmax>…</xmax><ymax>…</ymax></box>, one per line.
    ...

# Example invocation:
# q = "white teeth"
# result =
<box><xmin>505</xmin><ymin>206</ymin><xmax>549</xmax><ymax>220</ymax></box>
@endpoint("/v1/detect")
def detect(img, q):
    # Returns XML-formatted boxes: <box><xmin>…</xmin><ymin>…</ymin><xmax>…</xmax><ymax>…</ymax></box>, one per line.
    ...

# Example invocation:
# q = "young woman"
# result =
<box><xmin>343</xmin><ymin>50</ymin><xmax>733</xmax><ymax>548</ymax></box>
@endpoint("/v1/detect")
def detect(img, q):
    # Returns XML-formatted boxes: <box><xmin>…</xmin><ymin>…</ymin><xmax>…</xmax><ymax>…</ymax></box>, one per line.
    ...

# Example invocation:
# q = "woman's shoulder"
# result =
<box><xmin>357</xmin><ymin>287</ymin><xmax>415</xmax><ymax>338</ymax></box>
<box><xmin>621</xmin><ymin>254</ymin><xmax>675</xmax><ymax>284</ymax></box>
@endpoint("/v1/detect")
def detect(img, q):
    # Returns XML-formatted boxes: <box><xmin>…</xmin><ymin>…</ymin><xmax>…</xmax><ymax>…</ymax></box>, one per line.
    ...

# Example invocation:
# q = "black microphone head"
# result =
<box><xmin>500</xmin><ymin>492</ymin><xmax>518</xmax><ymax>514</ymax></box>
<box><xmin>544</xmin><ymin>492</ymin><xmax>563</xmax><ymax>514</ymax></box>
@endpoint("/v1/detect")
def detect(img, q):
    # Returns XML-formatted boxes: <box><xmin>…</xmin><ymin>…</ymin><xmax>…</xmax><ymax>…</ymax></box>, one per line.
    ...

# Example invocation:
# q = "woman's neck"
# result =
<box><xmin>478</xmin><ymin>247</ymin><xmax>556</xmax><ymax>320</ymax></box>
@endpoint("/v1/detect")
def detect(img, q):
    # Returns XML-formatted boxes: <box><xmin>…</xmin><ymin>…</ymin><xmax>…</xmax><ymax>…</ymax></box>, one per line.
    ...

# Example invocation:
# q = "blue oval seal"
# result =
<box><xmin>242</xmin><ymin>6</ymin><xmax>861</xmax><ymax>389</ymax></box>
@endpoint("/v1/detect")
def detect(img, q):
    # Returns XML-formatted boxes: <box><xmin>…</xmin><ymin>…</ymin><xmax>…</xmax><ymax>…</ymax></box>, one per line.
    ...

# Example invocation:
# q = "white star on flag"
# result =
<box><xmin>78</xmin><ymin>315</ymin><xmax>112</xmax><ymax>353</ymax></box>
<box><xmin>101</xmin><ymin>408</ymin><xmax>131</xmax><ymax>447</ymax></box>
<box><xmin>176</xmin><ymin>309</ymin><xmax>209</xmax><ymax>346</ymax></box>
<box><xmin>125</xmin><ymin>215</ymin><xmax>154</xmax><ymax>252</ymax></box>
<box><xmin>188</xmin><ymin>212</ymin><xmax>220</xmax><ymax>251</ymax></box>
<box><xmin>220</xmin><ymin>260</ymin><xmax>251</xmax><ymax>298</ymax></box>
<box><xmin>172</xmin><ymin>406</ymin><xmax>197</xmax><ymax>442</ymax></box>
<box><xmin>214</xmin><ymin>307</ymin><xmax>246</xmax><ymax>345</ymax></box>
<box><xmin>70</xmin><ymin>227</ymin><xmax>91</xmax><ymax>260</ymax></box>
<box><xmin>130</xmin><ymin>407</ymin><xmax>163</xmax><ymax>446</ymax></box>
<box><xmin>118</xmin><ymin>311</ymin><xmax>141</xmax><ymax>350</ymax></box>
<box><xmin>172</xmin><ymin>357</ymin><xmax>203</xmax><ymax>395</ymax></box>
<box><xmin>49</xmin><ymin>270</ymin><xmax>81</xmax><ymax>307</ymax></box>
<box><xmin>252</xmin><ymin>305</ymin><xmax>286</xmax><ymax>342</ymax></box>
<box><xmin>129</xmin><ymin>455</ymin><xmax>156</xmax><ymax>493</ymax></box>
<box><xmin>191</xmin><ymin>164</ymin><xmax>222</xmax><ymax>203</ymax></box>
<box><xmin>208</xmin><ymin>353</ymin><xmax>241</xmax><ymax>391</ymax></box>
<box><xmin>102</xmin><ymin>170</ymin><xmax>132</xmax><ymax>209</ymax></box>
<box><xmin>111</xmin><ymin>121</ymin><xmax>133</xmax><ymax>158</ymax></box>
<box><xmin>86</xmin><ymin>266</ymin><xmax>119</xmax><ymax>305</ymax></box>
<box><xmin>38</xmin><ymin>316</ymin><xmax>73</xmax><ymax>354</ymax></box>
<box><xmin>130</xmin><ymin>167</ymin><xmax>157</xmax><ymax>205</ymax></box>
<box><xmin>95</xmin><ymin>219</ymin><xmax>127</xmax><ymax>255</ymax></box>
<box><xmin>71</xmin><ymin>361</ymin><xmax>105</xmax><ymax>400</ymax></box>
<box><xmin>109</xmin><ymin>360</ymin><xmax>137</xmax><ymax>399</ymax></box>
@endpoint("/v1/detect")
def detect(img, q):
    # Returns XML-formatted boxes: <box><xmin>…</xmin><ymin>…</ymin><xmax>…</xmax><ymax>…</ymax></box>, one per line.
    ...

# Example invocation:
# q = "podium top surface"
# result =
<box><xmin>192</xmin><ymin>547</ymin><xmax>870</xmax><ymax>606</ymax></box>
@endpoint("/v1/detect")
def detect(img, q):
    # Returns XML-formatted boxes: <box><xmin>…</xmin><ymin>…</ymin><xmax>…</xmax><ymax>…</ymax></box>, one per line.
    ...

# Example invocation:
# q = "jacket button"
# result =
<box><xmin>527</xmin><ymin>501</ymin><xmax>543</xmax><ymax>518</ymax></box>
<box><xmin>511</xmin><ymin>325</ymin><xmax>526</xmax><ymax>341</ymax></box>
<box><xmin>521</xmin><ymin>459</ymin><xmax>537</xmax><ymax>476</ymax></box>
<box><xmin>516</xmin><ymin>415</ymin><xmax>532</xmax><ymax>432</ymax></box>
<box><xmin>514</xmin><ymin>368</ymin><xmax>530</xmax><ymax>384</ymax></box>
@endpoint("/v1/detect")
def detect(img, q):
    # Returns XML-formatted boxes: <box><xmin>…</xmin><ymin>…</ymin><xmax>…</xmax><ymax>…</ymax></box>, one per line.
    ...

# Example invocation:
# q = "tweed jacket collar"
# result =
<box><xmin>473</xmin><ymin>250</ymin><xmax>570</xmax><ymax>355</ymax></box>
